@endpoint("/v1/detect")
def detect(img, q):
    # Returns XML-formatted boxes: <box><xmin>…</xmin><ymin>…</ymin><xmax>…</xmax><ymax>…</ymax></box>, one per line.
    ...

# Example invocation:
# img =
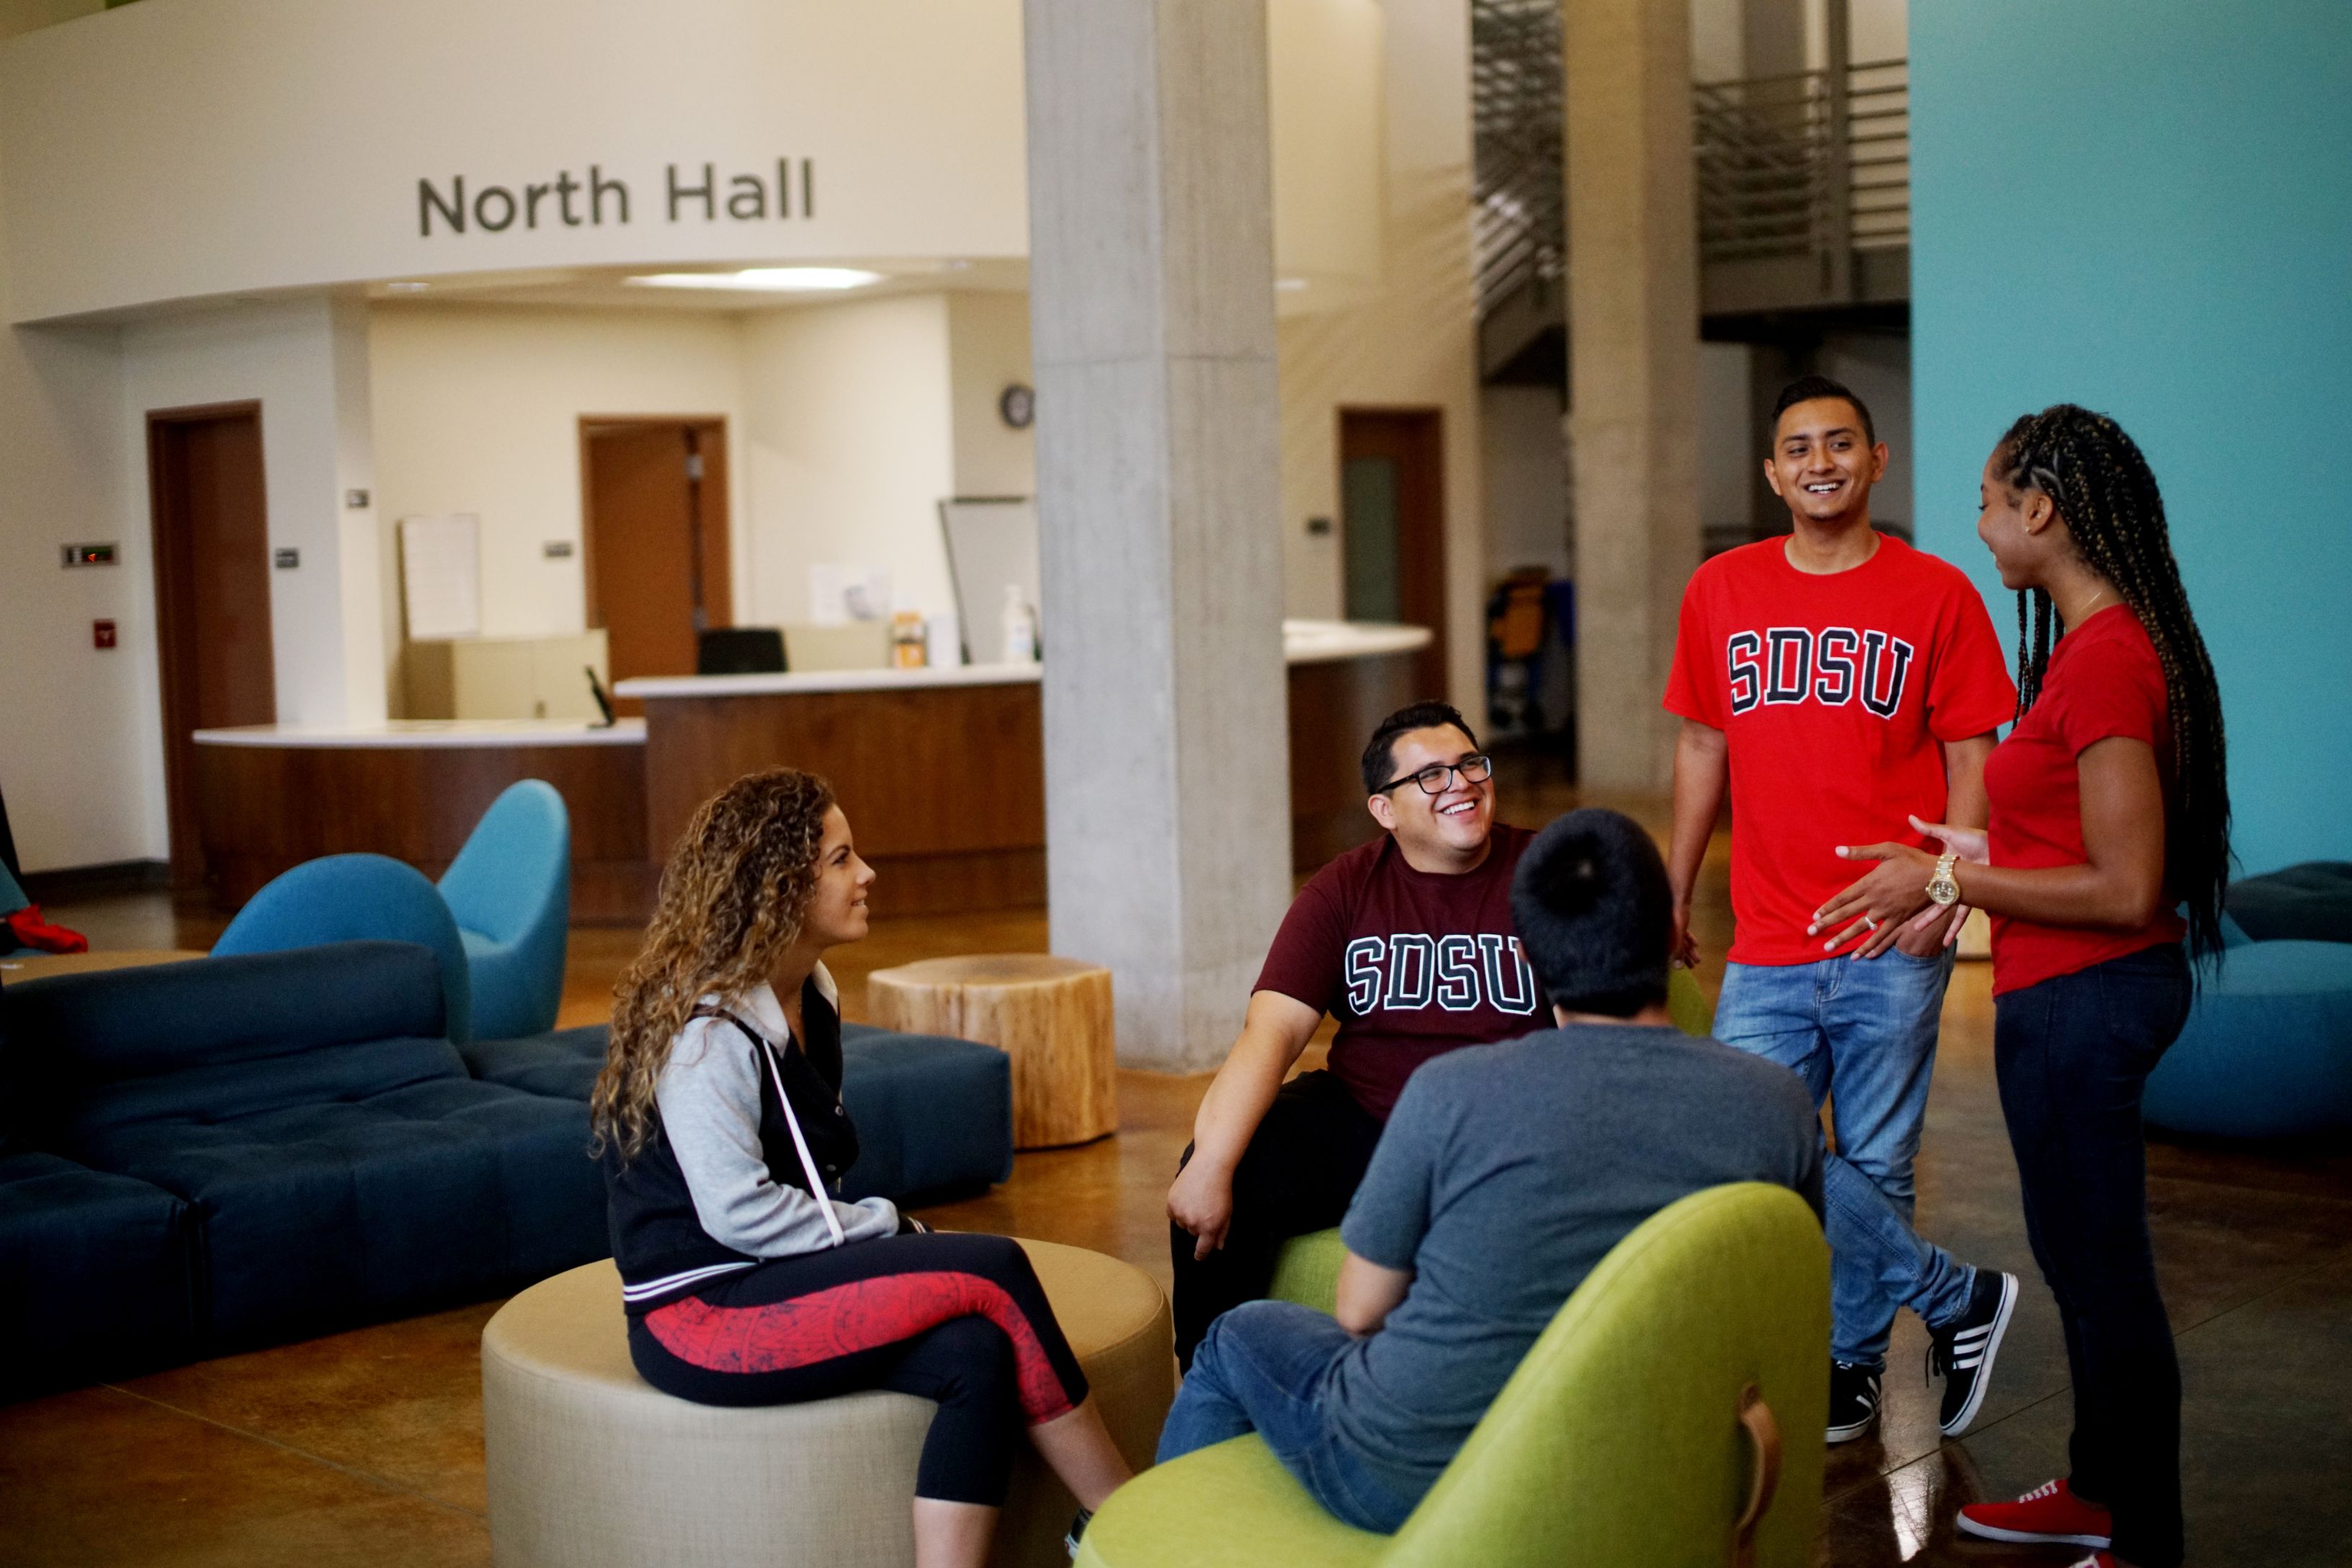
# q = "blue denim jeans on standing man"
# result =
<box><xmin>1714</xmin><ymin>948</ymin><xmax>1976</xmax><ymax>1368</ymax></box>
<box><xmin>1158</xmin><ymin>1300</ymin><xmax>1424</xmax><ymax>1534</ymax></box>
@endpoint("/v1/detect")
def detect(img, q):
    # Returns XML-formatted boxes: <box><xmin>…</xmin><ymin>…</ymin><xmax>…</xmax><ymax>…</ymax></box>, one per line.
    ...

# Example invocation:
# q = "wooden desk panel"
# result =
<box><xmin>639</xmin><ymin>652</ymin><xmax>1421</xmax><ymax>914</ymax></box>
<box><xmin>642</xmin><ymin>684</ymin><xmax>1046</xmax><ymax>918</ymax></box>
<box><xmin>195</xmin><ymin>742</ymin><xmax>651</xmax><ymax>923</ymax></box>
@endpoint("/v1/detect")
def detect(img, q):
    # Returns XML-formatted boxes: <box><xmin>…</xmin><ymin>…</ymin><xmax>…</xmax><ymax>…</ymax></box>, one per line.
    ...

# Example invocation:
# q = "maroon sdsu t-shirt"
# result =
<box><xmin>1255</xmin><ymin>825</ymin><xmax>1547</xmax><ymax>1121</ymax></box>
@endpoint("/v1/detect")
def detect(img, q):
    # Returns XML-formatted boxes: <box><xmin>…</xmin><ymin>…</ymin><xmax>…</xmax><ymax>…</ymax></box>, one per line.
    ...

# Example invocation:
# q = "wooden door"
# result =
<box><xmin>148</xmin><ymin>403</ymin><xmax>275</xmax><ymax>887</ymax></box>
<box><xmin>1339</xmin><ymin>409</ymin><xmax>1448</xmax><ymax>699</ymax></box>
<box><xmin>581</xmin><ymin>419</ymin><xmax>730</xmax><ymax>710</ymax></box>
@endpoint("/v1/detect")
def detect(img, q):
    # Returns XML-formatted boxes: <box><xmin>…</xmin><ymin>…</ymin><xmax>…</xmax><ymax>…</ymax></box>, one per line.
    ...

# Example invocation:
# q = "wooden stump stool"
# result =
<box><xmin>867</xmin><ymin>954</ymin><xmax>1117</xmax><ymax>1149</ymax></box>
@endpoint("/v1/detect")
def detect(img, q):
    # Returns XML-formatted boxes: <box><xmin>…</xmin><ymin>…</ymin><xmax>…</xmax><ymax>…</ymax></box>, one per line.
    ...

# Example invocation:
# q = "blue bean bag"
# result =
<box><xmin>2142</xmin><ymin>941</ymin><xmax>2352</xmax><ymax>1139</ymax></box>
<box><xmin>2224</xmin><ymin>861</ymin><xmax>2352</xmax><ymax>946</ymax></box>
<box><xmin>213</xmin><ymin>854</ymin><xmax>474</xmax><ymax>1042</ymax></box>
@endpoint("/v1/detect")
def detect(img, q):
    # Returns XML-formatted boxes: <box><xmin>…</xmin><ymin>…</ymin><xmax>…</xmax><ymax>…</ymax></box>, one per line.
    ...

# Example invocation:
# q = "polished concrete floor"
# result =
<box><xmin>6</xmin><ymin>761</ymin><xmax>2348</xmax><ymax>1565</ymax></box>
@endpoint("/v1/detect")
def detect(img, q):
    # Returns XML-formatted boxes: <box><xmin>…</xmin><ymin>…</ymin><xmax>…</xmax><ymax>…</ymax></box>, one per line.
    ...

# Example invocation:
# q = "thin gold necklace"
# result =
<box><xmin>2069</xmin><ymin>586</ymin><xmax>2114</xmax><ymax>625</ymax></box>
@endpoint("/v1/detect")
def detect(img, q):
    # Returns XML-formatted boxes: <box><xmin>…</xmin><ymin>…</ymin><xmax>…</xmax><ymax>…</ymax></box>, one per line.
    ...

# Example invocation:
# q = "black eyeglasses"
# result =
<box><xmin>1376</xmin><ymin>753</ymin><xmax>1494</xmax><ymax>797</ymax></box>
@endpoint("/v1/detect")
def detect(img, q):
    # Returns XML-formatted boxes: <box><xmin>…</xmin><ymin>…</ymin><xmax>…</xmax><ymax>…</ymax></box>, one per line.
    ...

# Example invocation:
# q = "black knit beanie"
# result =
<box><xmin>1509</xmin><ymin>808</ymin><xmax>1673</xmax><ymax>1017</ymax></box>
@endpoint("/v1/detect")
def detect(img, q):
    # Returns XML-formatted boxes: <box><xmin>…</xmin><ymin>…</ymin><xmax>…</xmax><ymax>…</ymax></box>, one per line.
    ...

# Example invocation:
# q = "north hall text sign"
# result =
<box><xmin>418</xmin><ymin>159</ymin><xmax>817</xmax><ymax>236</ymax></box>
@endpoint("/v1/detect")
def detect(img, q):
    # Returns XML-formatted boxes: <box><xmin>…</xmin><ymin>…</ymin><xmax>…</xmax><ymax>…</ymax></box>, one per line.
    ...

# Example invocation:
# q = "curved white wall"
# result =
<box><xmin>0</xmin><ymin>0</ymin><xmax>1382</xmax><ymax>323</ymax></box>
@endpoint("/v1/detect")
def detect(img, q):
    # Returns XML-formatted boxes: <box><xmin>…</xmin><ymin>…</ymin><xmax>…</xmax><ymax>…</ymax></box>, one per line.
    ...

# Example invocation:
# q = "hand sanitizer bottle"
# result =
<box><xmin>1001</xmin><ymin>583</ymin><xmax>1039</xmax><ymax>664</ymax></box>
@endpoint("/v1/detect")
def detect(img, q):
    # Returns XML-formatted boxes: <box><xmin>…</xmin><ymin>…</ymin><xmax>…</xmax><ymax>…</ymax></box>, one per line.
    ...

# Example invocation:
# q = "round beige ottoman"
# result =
<box><xmin>482</xmin><ymin>1238</ymin><xmax>1173</xmax><ymax>1568</ymax></box>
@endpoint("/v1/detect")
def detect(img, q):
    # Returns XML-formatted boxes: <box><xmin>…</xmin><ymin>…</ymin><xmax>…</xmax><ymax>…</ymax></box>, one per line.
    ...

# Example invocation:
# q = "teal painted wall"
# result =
<box><xmin>1910</xmin><ymin>4</ymin><xmax>2352</xmax><ymax>875</ymax></box>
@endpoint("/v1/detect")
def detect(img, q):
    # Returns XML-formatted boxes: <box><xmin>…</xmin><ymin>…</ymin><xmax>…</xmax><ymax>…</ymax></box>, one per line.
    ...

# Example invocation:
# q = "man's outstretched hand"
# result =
<box><xmin>1167</xmin><ymin>1158</ymin><xmax>1235</xmax><ymax>1261</ymax></box>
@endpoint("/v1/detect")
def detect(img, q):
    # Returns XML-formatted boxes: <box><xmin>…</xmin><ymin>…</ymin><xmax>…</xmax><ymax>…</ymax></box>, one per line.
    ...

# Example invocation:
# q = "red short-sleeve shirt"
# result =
<box><xmin>1984</xmin><ymin>605</ymin><xmax>2185</xmax><ymax>996</ymax></box>
<box><xmin>1254</xmin><ymin>825</ymin><xmax>1547</xmax><ymax>1121</ymax></box>
<box><xmin>1664</xmin><ymin>535</ymin><xmax>2018</xmax><ymax>966</ymax></box>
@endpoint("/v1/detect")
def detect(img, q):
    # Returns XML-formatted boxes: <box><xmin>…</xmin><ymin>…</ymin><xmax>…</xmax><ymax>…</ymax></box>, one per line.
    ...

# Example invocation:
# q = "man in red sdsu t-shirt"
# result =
<box><xmin>1166</xmin><ymin>701</ymin><xmax>1546</xmax><ymax>1365</ymax></box>
<box><xmin>1665</xmin><ymin>377</ymin><xmax>2020</xmax><ymax>1445</ymax></box>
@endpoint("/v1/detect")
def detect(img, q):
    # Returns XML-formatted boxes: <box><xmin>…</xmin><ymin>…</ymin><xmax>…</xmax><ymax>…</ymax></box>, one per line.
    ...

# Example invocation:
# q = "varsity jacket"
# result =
<box><xmin>603</xmin><ymin>967</ymin><xmax>900</xmax><ymax>1314</ymax></box>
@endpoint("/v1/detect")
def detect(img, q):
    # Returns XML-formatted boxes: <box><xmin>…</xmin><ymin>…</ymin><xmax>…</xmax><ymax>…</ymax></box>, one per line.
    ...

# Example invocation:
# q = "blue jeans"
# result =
<box><xmin>1715</xmin><ymin>949</ymin><xmax>1975</xmax><ymax>1368</ymax></box>
<box><xmin>1157</xmin><ymin>1302</ymin><xmax>1422</xmax><ymax>1534</ymax></box>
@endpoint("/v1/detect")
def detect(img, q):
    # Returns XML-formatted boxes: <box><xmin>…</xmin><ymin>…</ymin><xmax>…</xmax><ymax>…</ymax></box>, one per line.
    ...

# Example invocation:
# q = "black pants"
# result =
<box><xmin>1994</xmin><ymin>944</ymin><xmax>2193</xmax><ymax>1568</ymax></box>
<box><xmin>627</xmin><ymin>1232</ymin><xmax>1090</xmax><ymax>1506</ymax></box>
<box><xmin>1170</xmin><ymin>1070</ymin><xmax>1385</xmax><ymax>1368</ymax></box>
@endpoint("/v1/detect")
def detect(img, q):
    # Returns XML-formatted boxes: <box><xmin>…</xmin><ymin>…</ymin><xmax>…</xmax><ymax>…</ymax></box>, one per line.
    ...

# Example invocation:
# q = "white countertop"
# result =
<box><xmin>613</xmin><ymin>619</ymin><xmax>1430</xmax><ymax>699</ymax></box>
<box><xmin>192</xmin><ymin>718</ymin><xmax>647</xmax><ymax>749</ymax></box>
<box><xmin>616</xmin><ymin>663</ymin><xmax>1042</xmax><ymax>699</ymax></box>
<box><xmin>1279</xmin><ymin>618</ymin><xmax>1432</xmax><ymax>665</ymax></box>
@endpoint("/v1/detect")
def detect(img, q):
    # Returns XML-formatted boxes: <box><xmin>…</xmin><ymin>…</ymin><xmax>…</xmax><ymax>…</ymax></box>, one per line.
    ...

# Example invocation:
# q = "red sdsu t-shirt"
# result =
<box><xmin>1255</xmin><ymin>825</ymin><xmax>1547</xmax><ymax>1120</ymax></box>
<box><xmin>1664</xmin><ymin>535</ymin><xmax>2018</xmax><ymax>967</ymax></box>
<box><xmin>1985</xmin><ymin>606</ymin><xmax>2185</xmax><ymax>996</ymax></box>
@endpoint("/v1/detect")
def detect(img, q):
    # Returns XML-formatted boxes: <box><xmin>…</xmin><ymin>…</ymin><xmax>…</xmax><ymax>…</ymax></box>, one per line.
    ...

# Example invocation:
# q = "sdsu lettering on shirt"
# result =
<box><xmin>1665</xmin><ymin>535</ymin><xmax>2017</xmax><ymax>967</ymax></box>
<box><xmin>1256</xmin><ymin>825</ymin><xmax>1547</xmax><ymax>1120</ymax></box>
<box><xmin>1727</xmin><ymin>626</ymin><xmax>1915</xmax><ymax>716</ymax></box>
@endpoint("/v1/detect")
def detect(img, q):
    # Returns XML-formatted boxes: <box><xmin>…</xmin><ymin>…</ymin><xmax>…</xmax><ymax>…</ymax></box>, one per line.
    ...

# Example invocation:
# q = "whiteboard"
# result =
<box><xmin>399</xmin><ymin>514</ymin><xmax>481</xmax><ymax>640</ymax></box>
<box><xmin>938</xmin><ymin>497</ymin><xmax>1039</xmax><ymax>663</ymax></box>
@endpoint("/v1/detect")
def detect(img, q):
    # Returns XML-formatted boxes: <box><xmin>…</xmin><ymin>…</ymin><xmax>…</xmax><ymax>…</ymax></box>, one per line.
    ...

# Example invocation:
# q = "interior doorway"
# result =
<box><xmin>147</xmin><ymin>402</ymin><xmax>275</xmax><ymax>888</ymax></box>
<box><xmin>1339</xmin><ymin>408</ymin><xmax>1448</xmax><ymax>699</ymax></box>
<box><xmin>579</xmin><ymin>418</ymin><xmax>731</xmax><ymax>712</ymax></box>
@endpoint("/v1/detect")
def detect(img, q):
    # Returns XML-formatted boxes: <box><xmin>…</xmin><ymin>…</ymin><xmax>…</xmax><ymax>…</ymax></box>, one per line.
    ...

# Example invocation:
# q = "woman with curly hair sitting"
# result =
<box><xmin>593</xmin><ymin>768</ymin><xmax>1132</xmax><ymax>1567</ymax></box>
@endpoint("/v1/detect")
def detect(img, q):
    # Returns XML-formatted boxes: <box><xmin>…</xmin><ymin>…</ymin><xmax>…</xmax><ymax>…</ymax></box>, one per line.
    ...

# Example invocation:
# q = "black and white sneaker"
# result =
<box><xmin>1827</xmin><ymin>1360</ymin><xmax>1881</xmax><ymax>1443</ymax></box>
<box><xmin>1065</xmin><ymin>1507</ymin><xmax>1093</xmax><ymax>1560</ymax></box>
<box><xmin>1930</xmin><ymin>1269</ymin><xmax>2018</xmax><ymax>1437</ymax></box>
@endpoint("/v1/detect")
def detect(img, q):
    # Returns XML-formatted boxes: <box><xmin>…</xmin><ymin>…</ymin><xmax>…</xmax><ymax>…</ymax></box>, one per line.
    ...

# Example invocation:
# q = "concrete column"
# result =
<box><xmin>1022</xmin><ymin>0</ymin><xmax>1293</xmax><ymax>1071</ymax></box>
<box><xmin>1565</xmin><ymin>0</ymin><xmax>1702</xmax><ymax>793</ymax></box>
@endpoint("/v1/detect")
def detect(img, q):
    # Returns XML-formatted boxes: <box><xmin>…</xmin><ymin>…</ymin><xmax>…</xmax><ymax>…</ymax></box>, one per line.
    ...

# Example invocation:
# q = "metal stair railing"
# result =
<box><xmin>1470</xmin><ymin>0</ymin><xmax>1909</xmax><ymax>333</ymax></box>
<box><xmin>1472</xmin><ymin>0</ymin><xmax>1565</xmax><ymax>318</ymax></box>
<box><xmin>1694</xmin><ymin>58</ymin><xmax>1908</xmax><ymax>286</ymax></box>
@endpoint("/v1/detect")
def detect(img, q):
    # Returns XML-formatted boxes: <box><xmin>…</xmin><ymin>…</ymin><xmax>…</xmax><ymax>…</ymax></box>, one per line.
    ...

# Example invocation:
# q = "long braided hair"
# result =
<box><xmin>591</xmin><ymin>769</ymin><xmax>837</xmax><ymax>1161</ymax></box>
<box><xmin>1994</xmin><ymin>404</ymin><xmax>2231</xmax><ymax>963</ymax></box>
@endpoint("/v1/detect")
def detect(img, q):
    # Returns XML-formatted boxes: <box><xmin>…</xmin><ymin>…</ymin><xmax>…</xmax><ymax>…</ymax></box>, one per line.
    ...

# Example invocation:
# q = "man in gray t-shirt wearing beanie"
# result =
<box><xmin>1153</xmin><ymin>809</ymin><xmax>1823</xmax><ymax>1533</ymax></box>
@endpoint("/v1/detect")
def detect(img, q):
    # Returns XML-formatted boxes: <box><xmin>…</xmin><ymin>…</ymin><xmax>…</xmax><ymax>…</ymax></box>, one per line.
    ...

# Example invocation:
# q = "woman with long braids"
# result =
<box><xmin>594</xmin><ymin>769</ymin><xmax>1131</xmax><ymax>1567</ymax></box>
<box><xmin>1814</xmin><ymin>404</ymin><xmax>2227</xmax><ymax>1568</ymax></box>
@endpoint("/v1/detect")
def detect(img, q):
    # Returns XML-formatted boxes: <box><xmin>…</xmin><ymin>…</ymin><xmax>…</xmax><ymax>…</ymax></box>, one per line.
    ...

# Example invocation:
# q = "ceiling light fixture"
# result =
<box><xmin>385</xmin><ymin>280</ymin><xmax>430</xmax><ymax>292</ymax></box>
<box><xmin>625</xmin><ymin>267</ymin><xmax>885</xmax><ymax>292</ymax></box>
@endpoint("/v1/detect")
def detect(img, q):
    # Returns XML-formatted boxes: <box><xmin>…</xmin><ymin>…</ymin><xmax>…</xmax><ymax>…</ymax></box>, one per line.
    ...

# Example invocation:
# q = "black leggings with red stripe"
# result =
<box><xmin>627</xmin><ymin>1232</ymin><xmax>1091</xmax><ymax>1506</ymax></box>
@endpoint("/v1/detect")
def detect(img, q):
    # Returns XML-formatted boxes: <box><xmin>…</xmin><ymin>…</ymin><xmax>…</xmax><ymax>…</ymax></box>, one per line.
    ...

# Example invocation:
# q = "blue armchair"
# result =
<box><xmin>439</xmin><ymin>781</ymin><xmax>571</xmax><ymax>1041</ymax></box>
<box><xmin>213</xmin><ymin>854</ymin><xmax>474</xmax><ymax>1042</ymax></box>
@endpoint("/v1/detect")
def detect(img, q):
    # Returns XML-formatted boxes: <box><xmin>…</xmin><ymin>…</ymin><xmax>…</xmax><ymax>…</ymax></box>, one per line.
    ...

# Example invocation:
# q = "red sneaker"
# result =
<box><xmin>1956</xmin><ymin>1478</ymin><xmax>2114</xmax><ymax>1549</ymax></box>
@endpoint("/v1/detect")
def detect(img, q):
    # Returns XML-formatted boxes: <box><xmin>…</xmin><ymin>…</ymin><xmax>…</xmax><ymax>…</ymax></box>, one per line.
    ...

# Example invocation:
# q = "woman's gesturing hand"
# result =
<box><xmin>1908</xmin><ymin>815</ymin><xmax>1989</xmax><ymax>866</ymax></box>
<box><xmin>1811</xmin><ymin>817</ymin><xmax>1990</xmax><ymax>957</ymax></box>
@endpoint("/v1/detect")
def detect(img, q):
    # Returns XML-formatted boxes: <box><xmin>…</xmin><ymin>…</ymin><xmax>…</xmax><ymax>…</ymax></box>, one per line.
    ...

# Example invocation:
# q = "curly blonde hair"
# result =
<box><xmin>592</xmin><ymin>768</ymin><xmax>836</xmax><ymax>1162</ymax></box>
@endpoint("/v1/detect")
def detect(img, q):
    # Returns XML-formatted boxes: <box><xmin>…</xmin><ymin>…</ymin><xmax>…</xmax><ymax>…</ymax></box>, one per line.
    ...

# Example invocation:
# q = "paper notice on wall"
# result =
<box><xmin>400</xmin><ymin>514</ymin><xmax>482</xmax><ymax>640</ymax></box>
<box><xmin>808</xmin><ymin>564</ymin><xmax>892</xmax><ymax>625</ymax></box>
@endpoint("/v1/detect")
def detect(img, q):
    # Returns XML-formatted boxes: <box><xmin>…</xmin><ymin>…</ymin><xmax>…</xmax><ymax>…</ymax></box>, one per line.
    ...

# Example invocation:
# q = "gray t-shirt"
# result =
<box><xmin>1328</xmin><ymin>1023</ymin><xmax>1823</xmax><ymax>1487</ymax></box>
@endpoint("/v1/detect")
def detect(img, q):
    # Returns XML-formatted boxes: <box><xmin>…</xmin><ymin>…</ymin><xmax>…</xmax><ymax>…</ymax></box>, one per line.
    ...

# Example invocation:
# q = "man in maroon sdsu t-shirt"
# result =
<box><xmin>1166</xmin><ymin>701</ymin><xmax>1546</xmax><ymax>1364</ymax></box>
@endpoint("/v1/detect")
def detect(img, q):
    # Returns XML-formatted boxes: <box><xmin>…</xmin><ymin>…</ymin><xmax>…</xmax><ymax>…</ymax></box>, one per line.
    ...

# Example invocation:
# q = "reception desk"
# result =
<box><xmin>616</xmin><ymin>620</ymin><xmax>1431</xmax><ymax>917</ymax></box>
<box><xmin>191</xmin><ymin>621</ymin><xmax>1430</xmax><ymax>923</ymax></box>
<box><xmin>191</xmin><ymin>720</ymin><xmax>651</xmax><ymax>921</ymax></box>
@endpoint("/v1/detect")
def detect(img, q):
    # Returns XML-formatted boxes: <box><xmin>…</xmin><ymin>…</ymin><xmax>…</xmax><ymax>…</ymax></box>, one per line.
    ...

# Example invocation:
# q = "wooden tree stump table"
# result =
<box><xmin>866</xmin><ymin>954</ymin><xmax>1118</xmax><ymax>1149</ymax></box>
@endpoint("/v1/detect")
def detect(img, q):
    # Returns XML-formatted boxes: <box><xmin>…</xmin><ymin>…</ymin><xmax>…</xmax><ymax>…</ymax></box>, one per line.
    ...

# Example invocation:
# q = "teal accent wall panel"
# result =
<box><xmin>1910</xmin><ymin>3</ymin><xmax>2352</xmax><ymax>874</ymax></box>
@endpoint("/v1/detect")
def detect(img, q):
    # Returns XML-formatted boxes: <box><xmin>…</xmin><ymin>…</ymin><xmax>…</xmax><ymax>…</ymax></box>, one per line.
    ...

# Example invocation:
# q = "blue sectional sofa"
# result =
<box><xmin>460</xmin><ymin>1019</ymin><xmax>1016</xmax><ymax>1204</ymax></box>
<box><xmin>1</xmin><ymin>941</ymin><xmax>1016</xmax><ymax>1399</ymax></box>
<box><xmin>0</xmin><ymin>943</ymin><xmax>607</xmax><ymax>1394</ymax></box>
<box><xmin>0</xmin><ymin>1149</ymin><xmax>197</xmax><ymax>1392</ymax></box>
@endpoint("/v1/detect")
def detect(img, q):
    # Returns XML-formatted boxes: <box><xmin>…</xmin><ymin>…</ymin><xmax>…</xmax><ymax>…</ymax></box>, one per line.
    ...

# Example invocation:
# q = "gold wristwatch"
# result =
<box><xmin>1926</xmin><ymin>851</ymin><xmax>1962</xmax><ymax>908</ymax></box>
